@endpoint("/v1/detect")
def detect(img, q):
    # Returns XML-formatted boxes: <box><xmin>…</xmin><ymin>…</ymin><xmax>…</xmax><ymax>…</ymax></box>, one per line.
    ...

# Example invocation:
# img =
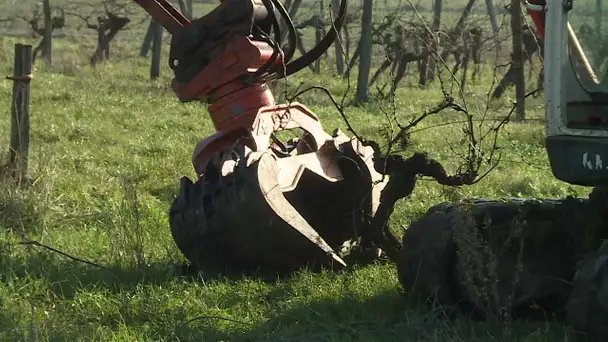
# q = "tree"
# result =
<box><xmin>15</xmin><ymin>5</ymin><xmax>65</xmax><ymax>64</ymax></box>
<box><xmin>68</xmin><ymin>1</ymin><xmax>131</xmax><ymax>66</ymax></box>
<box><xmin>355</xmin><ymin>0</ymin><xmax>373</xmax><ymax>103</ymax></box>
<box><xmin>492</xmin><ymin>26</ymin><xmax>542</xmax><ymax>99</ymax></box>
<box><xmin>485</xmin><ymin>0</ymin><xmax>499</xmax><ymax>44</ymax></box>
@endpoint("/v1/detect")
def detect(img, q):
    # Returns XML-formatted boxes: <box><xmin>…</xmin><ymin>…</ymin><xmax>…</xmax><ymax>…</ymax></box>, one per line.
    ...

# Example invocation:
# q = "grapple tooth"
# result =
<box><xmin>254</xmin><ymin>152</ymin><xmax>347</xmax><ymax>267</ymax></box>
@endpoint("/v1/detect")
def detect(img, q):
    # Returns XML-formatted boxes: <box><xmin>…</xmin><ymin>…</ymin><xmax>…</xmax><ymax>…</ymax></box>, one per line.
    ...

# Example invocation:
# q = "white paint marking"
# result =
<box><xmin>583</xmin><ymin>152</ymin><xmax>594</xmax><ymax>170</ymax></box>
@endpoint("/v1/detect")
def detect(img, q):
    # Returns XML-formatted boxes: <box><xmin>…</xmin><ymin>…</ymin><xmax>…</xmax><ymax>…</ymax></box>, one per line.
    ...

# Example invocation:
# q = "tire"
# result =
<box><xmin>398</xmin><ymin>197</ymin><xmax>608</xmax><ymax>318</ymax></box>
<box><xmin>567</xmin><ymin>242</ymin><xmax>608</xmax><ymax>341</ymax></box>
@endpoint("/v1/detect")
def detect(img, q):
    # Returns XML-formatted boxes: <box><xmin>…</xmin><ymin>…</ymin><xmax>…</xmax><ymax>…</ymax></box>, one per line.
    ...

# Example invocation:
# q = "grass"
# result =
<box><xmin>0</xmin><ymin>5</ymin><xmax>595</xmax><ymax>341</ymax></box>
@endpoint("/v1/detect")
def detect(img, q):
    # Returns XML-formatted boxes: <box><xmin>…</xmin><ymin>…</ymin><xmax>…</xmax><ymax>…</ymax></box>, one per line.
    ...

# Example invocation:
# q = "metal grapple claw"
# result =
<box><xmin>169</xmin><ymin>109</ymin><xmax>388</xmax><ymax>274</ymax></box>
<box><xmin>254</xmin><ymin>152</ymin><xmax>347</xmax><ymax>267</ymax></box>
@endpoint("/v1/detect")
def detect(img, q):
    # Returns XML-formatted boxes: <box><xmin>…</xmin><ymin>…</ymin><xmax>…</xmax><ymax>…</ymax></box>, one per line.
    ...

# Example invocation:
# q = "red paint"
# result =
<box><xmin>208</xmin><ymin>81</ymin><xmax>276</xmax><ymax>131</ymax></box>
<box><xmin>526</xmin><ymin>0</ymin><xmax>546</xmax><ymax>39</ymax></box>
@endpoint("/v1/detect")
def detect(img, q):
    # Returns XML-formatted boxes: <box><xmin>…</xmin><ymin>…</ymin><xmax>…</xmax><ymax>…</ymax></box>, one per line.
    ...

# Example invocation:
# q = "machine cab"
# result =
<box><xmin>527</xmin><ymin>0</ymin><xmax>608</xmax><ymax>186</ymax></box>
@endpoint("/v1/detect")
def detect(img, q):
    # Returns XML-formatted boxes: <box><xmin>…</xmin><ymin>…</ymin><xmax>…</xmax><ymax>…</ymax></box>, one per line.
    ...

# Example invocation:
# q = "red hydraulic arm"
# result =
<box><xmin>130</xmin><ymin>0</ymin><xmax>347</xmax><ymax>180</ymax></box>
<box><xmin>130</xmin><ymin>0</ymin><xmax>284</xmax><ymax>132</ymax></box>
<box><xmin>132</xmin><ymin>0</ymin><xmax>191</xmax><ymax>34</ymax></box>
<box><xmin>128</xmin><ymin>0</ymin><xmax>301</xmax><ymax>178</ymax></box>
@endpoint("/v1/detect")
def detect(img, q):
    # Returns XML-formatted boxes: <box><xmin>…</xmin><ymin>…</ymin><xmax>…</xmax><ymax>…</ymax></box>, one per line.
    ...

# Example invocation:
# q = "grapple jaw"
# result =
<box><xmin>169</xmin><ymin>115</ymin><xmax>388</xmax><ymax>274</ymax></box>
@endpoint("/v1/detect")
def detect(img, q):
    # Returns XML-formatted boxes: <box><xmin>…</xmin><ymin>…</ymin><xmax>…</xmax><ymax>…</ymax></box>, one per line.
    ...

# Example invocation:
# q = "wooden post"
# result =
<box><xmin>7</xmin><ymin>44</ymin><xmax>33</xmax><ymax>183</ymax></box>
<box><xmin>42</xmin><ymin>0</ymin><xmax>52</xmax><ymax>65</ymax></box>
<box><xmin>511</xmin><ymin>0</ymin><xmax>526</xmax><ymax>121</ymax></box>
<box><xmin>140</xmin><ymin>19</ymin><xmax>154</xmax><ymax>57</ymax></box>
<box><xmin>150</xmin><ymin>21</ymin><xmax>163</xmax><ymax>79</ymax></box>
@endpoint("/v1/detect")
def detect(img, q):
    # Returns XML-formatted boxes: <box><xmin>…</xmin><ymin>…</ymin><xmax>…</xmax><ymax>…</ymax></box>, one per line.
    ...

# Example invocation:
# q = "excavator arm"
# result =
<box><xmin>127</xmin><ymin>0</ymin><xmax>392</xmax><ymax>274</ymax></box>
<box><xmin>132</xmin><ymin>0</ymin><xmax>191</xmax><ymax>34</ymax></box>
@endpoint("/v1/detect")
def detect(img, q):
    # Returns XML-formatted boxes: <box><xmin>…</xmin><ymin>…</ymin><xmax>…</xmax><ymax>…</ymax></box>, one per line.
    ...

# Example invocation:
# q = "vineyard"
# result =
<box><xmin>0</xmin><ymin>0</ymin><xmax>604</xmax><ymax>341</ymax></box>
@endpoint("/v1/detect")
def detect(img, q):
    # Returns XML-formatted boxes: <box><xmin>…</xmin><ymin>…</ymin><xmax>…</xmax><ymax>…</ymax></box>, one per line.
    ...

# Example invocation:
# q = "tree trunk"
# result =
<box><xmin>187</xmin><ymin>0</ymin><xmax>193</xmax><ymax>19</ymax></box>
<box><xmin>314</xmin><ymin>27</ymin><xmax>322</xmax><ymax>72</ymax></box>
<box><xmin>278</xmin><ymin>0</ymin><xmax>292</xmax><ymax>44</ymax></box>
<box><xmin>280</xmin><ymin>0</ymin><xmax>302</xmax><ymax>44</ymax></box>
<box><xmin>332</xmin><ymin>0</ymin><xmax>344</xmax><ymax>74</ymax></box>
<box><xmin>454</xmin><ymin>0</ymin><xmax>477</xmax><ymax>36</ymax></box>
<box><xmin>178</xmin><ymin>0</ymin><xmax>193</xmax><ymax>20</ymax></box>
<box><xmin>288</xmin><ymin>0</ymin><xmax>302</xmax><ymax>19</ymax></box>
<box><xmin>42</xmin><ymin>0</ymin><xmax>52</xmax><ymax>65</ymax></box>
<box><xmin>151</xmin><ymin>21</ymin><xmax>163</xmax><ymax>79</ymax></box>
<box><xmin>344</xmin><ymin>24</ymin><xmax>350</xmax><ymax>58</ymax></box>
<box><xmin>345</xmin><ymin>40</ymin><xmax>361</xmax><ymax>78</ymax></box>
<box><xmin>596</xmin><ymin>0</ymin><xmax>603</xmax><ymax>37</ymax></box>
<box><xmin>485</xmin><ymin>0</ymin><xmax>500</xmax><ymax>46</ymax></box>
<box><xmin>104</xmin><ymin>42</ymin><xmax>110</xmax><ymax>60</ymax></box>
<box><xmin>511</xmin><ymin>0</ymin><xmax>526</xmax><ymax>120</ymax></box>
<box><xmin>284</xmin><ymin>0</ymin><xmax>293</xmax><ymax>12</ymax></box>
<box><xmin>140</xmin><ymin>19</ymin><xmax>154</xmax><ymax>57</ymax></box>
<box><xmin>355</xmin><ymin>0</ymin><xmax>373</xmax><ymax>103</ymax></box>
<box><xmin>96</xmin><ymin>25</ymin><xmax>107</xmax><ymax>63</ymax></box>
<box><xmin>426</xmin><ymin>0</ymin><xmax>442</xmax><ymax>81</ymax></box>
<box><xmin>319</xmin><ymin>0</ymin><xmax>328</xmax><ymax>60</ymax></box>
<box><xmin>90</xmin><ymin>19</ymin><xmax>129</xmax><ymax>66</ymax></box>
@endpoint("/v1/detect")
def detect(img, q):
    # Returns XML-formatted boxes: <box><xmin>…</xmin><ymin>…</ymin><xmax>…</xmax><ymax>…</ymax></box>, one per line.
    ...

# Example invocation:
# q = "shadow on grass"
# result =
<box><xmin>0</xmin><ymin>195</ymin><xmax>43</xmax><ymax>235</ymax></box>
<box><xmin>0</xmin><ymin>173</ymin><xmax>43</xmax><ymax>236</ymax></box>
<box><xmin>0</xmin><ymin>244</ymin><xmax>323</xmax><ymax>299</ymax></box>
<box><xmin>0</xmin><ymin>252</ymin><xmax>180</xmax><ymax>298</ymax></box>
<box><xmin>169</xmin><ymin>290</ymin><xmax>569</xmax><ymax>342</ymax></box>
<box><xmin>0</xmin><ymin>246</ymin><xmax>571</xmax><ymax>341</ymax></box>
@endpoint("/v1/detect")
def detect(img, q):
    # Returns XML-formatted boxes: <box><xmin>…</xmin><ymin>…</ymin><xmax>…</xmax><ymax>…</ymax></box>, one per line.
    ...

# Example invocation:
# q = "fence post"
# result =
<box><xmin>150</xmin><ymin>21</ymin><xmax>163</xmax><ymax>79</ymax></box>
<box><xmin>7</xmin><ymin>44</ymin><xmax>33</xmax><ymax>184</ymax></box>
<box><xmin>140</xmin><ymin>19</ymin><xmax>155</xmax><ymax>57</ymax></box>
<box><xmin>511</xmin><ymin>0</ymin><xmax>526</xmax><ymax>121</ymax></box>
<box><xmin>43</xmin><ymin>0</ymin><xmax>52</xmax><ymax>65</ymax></box>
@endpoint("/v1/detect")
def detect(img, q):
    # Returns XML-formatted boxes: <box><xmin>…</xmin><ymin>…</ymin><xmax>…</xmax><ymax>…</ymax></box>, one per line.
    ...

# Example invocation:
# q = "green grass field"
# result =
<box><xmin>0</xmin><ymin>1</ymin><xmax>599</xmax><ymax>341</ymax></box>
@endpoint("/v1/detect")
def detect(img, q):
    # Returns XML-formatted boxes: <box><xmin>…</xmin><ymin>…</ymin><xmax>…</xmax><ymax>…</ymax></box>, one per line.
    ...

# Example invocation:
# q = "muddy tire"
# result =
<box><xmin>397</xmin><ymin>202</ymin><xmax>462</xmax><ymax>309</ymax></box>
<box><xmin>169</xmin><ymin>173</ymin><xmax>242</xmax><ymax>272</ymax></box>
<box><xmin>567</xmin><ymin>242</ymin><xmax>608</xmax><ymax>341</ymax></box>
<box><xmin>398</xmin><ymin>198</ymin><xmax>607</xmax><ymax>317</ymax></box>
